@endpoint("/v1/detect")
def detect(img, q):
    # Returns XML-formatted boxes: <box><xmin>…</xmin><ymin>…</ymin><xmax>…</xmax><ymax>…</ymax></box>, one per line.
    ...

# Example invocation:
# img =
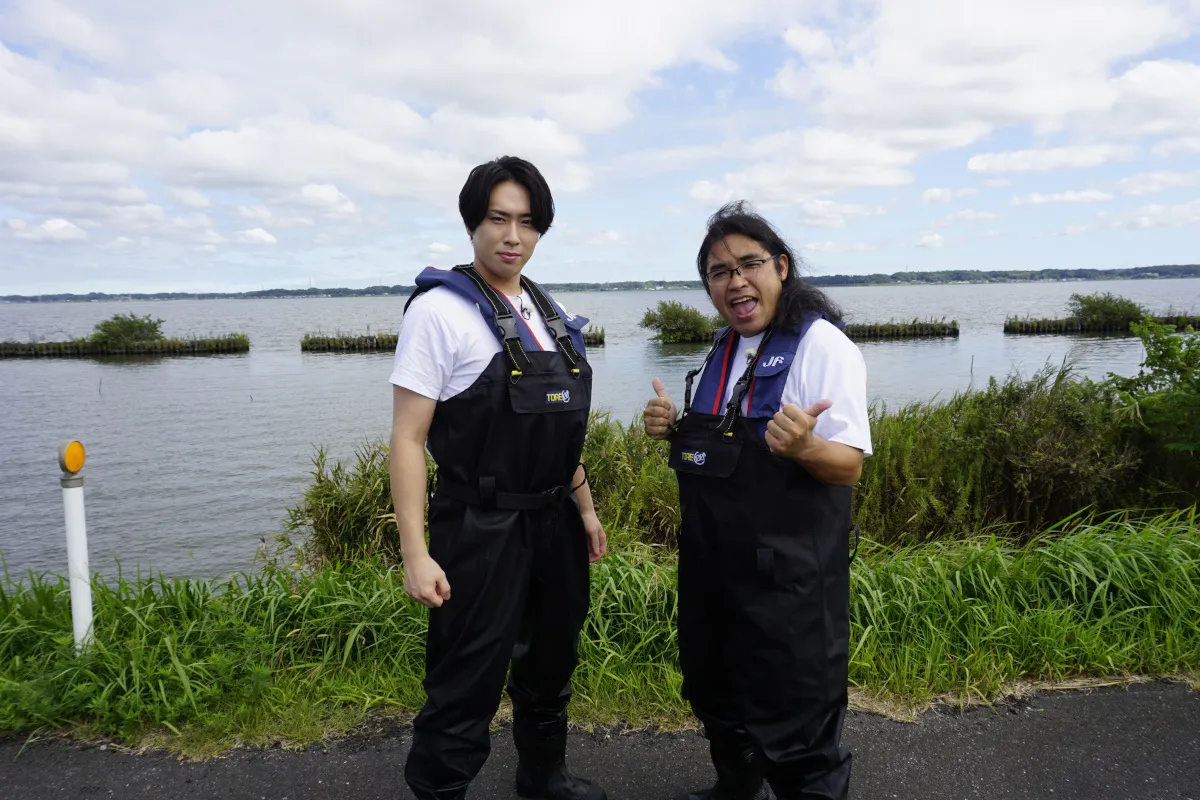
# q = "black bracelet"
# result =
<box><xmin>572</xmin><ymin>462</ymin><xmax>588</xmax><ymax>491</ymax></box>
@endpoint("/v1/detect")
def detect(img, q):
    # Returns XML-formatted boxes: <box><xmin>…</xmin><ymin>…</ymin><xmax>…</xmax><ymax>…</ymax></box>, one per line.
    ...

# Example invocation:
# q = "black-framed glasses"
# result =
<box><xmin>704</xmin><ymin>254</ymin><xmax>780</xmax><ymax>286</ymax></box>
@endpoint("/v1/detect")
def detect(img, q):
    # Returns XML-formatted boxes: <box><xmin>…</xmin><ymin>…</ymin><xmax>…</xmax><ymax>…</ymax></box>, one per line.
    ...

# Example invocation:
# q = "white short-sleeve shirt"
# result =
<box><xmin>700</xmin><ymin>319</ymin><xmax>873</xmax><ymax>456</ymax></box>
<box><xmin>389</xmin><ymin>286</ymin><xmax>562</xmax><ymax>402</ymax></box>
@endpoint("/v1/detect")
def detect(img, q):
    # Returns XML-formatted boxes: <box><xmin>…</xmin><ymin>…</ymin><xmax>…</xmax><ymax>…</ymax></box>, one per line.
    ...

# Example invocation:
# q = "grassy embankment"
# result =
<box><xmin>1</xmin><ymin>312</ymin><xmax>1197</xmax><ymax>756</ymax></box>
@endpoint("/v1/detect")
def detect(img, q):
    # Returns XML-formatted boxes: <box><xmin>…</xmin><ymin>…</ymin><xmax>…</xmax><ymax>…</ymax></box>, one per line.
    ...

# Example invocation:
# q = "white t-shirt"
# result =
<box><xmin>389</xmin><ymin>285</ymin><xmax>563</xmax><ymax>402</ymax></box>
<box><xmin>698</xmin><ymin>319</ymin><xmax>873</xmax><ymax>456</ymax></box>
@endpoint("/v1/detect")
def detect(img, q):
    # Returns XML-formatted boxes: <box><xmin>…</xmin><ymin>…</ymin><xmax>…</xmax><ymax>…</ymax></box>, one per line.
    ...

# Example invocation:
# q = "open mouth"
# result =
<box><xmin>730</xmin><ymin>296</ymin><xmax>757</xmax><ymax>321</ymax></box>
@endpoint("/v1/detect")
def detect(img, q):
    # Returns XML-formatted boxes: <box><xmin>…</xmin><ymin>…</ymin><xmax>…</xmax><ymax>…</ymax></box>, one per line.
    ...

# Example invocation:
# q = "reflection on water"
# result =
<box><xmin>1</xmin><ymin>278</ymin><xmax>1197</xmax><ymax>580</ymax></box>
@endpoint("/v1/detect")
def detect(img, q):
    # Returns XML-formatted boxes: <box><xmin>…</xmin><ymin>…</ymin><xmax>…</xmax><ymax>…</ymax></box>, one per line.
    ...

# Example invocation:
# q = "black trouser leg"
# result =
<box><xmin>507</xmin><ymin>499</ymin><xmax>591</xmax><ymax>764</ymax></box>
<box><xmin>405</xmin><ymin>506</ymin><xmax>532</xmax><ymax>800</ymax></box>
<box><xmin>677</xmin><ymin>533</ymin><xmax>768</xmax><ymax>800</ymax></box>
<box><xmin>732</xmin><ymin>536</ymin><xmax>853</xmax><ymax>800</ymax></box>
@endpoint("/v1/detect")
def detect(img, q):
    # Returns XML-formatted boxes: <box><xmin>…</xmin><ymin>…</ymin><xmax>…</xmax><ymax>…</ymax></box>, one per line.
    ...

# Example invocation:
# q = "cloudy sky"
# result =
<box><xmin>2</xmin><ymin>0</ymin><xmax>1199</xmax><ymax>295</ymax></box>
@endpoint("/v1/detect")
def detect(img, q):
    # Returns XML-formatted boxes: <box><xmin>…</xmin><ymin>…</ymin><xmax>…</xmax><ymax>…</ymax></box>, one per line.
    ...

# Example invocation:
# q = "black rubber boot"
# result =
<box><xmin>677</xmin><ymin>730</ymin><xmax>770</xmax><ymax>800</ymax></box>
<box><xmin>515</xmin><ymin>759</ymin><xmax>608</xmax><ymax>800</ymax></box>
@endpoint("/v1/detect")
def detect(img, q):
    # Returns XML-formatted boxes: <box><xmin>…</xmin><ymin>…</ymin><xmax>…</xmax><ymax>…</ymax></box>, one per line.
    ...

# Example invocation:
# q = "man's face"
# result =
<box><xmin>470</xmin><ymin>181</ymin><xmax>540</xmax><ymax>291</ymax></box>
<box><xmin>704</xmin><ymin>233</ymin><xmax>789</xmax><ymax>337</ymax></box>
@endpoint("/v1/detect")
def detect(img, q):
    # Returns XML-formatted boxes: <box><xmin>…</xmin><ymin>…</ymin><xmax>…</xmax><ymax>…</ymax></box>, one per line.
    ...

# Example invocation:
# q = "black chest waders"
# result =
<box><xmin>401</xmin><ymin>266</ymin><xmax>606</xmax><ymax>800</ymax></box>
<box><xmin>669</xmin><ymin>323</ymin><xmax>856</xmax><ymax>800</ymax></box>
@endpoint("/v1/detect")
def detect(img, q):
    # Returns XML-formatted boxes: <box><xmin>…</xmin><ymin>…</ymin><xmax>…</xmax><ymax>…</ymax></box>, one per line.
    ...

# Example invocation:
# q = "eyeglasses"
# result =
<box><xmin>704</xmin><ymin>254</ymin><xmax>780</xmax><ymax>287</ymax></box>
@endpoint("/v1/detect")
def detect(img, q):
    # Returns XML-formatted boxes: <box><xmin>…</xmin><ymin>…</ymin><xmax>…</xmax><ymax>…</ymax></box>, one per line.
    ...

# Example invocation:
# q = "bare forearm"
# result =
<box><xmin>390</xmin><ymin>435</ymin><xmax>431</xmax><ymax>560</ymax></box>
<box><xmin>572</xmin><ymin>463</ymin><xmax>597</xmax><ymax>516</ymax></box>
<box><xmin>793</xmin><ymin>437</ymin><xmax>863</xmax><ymax>486</ymax></box>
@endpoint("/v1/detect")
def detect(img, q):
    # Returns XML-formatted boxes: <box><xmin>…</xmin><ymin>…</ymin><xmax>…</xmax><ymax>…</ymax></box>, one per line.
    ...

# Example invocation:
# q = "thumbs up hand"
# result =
<box><xmin>765</xmin><ymin>400</ymin><xmax>831</xmax><ymax>459</ymax></box>
<box><xmin>643</xmin><ymin>378</ymin><xmax>677</xmax><ymax>440</ymax></box>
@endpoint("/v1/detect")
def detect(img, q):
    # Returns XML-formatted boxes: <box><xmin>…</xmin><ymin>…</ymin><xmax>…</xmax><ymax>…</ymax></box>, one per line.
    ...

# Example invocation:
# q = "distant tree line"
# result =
<box><xmin>4</xmin><ymin>264</ymin><xmax>1197</xmax><ymax>303</ymax></box>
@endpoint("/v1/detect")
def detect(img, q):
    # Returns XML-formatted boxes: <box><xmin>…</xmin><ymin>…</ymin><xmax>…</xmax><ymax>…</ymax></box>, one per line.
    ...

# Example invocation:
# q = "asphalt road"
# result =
<box><xmin>2</xmin><ymin>682</ymin><xmax>1197</xmax><ymax>799</ymax></box>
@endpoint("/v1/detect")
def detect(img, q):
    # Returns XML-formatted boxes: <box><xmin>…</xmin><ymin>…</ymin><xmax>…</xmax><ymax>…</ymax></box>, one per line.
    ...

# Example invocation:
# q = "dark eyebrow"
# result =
<box><xmin>488</xmin><ymin>209</ymin><xmax>532</xmax><ymax>219</ymax></box>
<box><xmin>737</xmin><ymin>254</ymin><xmax>764</xmax><ymax>264</ymax></box>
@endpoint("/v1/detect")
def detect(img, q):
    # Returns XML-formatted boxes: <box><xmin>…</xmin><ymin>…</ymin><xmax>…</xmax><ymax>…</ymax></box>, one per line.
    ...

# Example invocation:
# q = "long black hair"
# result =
<box><xmin>459</xmin><ymin>155</ymin><xmax>555</xmax><ymax>235</ymax></box>
<box><xmin>696</xmin><ymin>200</ymin><xmax>843</xmax><ymax>329</ymax></box>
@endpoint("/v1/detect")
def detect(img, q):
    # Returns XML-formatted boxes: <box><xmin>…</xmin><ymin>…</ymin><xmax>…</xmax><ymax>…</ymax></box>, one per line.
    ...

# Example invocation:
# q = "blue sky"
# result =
<box><xmin>1</xmin><ymin>0</ymin><xmax>1198</xmax><ymax>295</ymax></box>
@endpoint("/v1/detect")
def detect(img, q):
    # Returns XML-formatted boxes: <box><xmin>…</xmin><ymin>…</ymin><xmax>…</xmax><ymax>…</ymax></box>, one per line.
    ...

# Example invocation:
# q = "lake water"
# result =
<box><xmin>2</xmin><ymin>278</ymin><xmax>1198</xmax><ymax>582</ymax></box>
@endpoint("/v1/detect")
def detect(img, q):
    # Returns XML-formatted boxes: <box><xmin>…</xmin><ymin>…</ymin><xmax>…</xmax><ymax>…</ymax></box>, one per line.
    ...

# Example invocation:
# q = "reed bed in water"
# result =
<box><xmin>2</xmin><ymin>511</ymin><xmax>1197</xmax><ymax>752</ymax></box>
<box><xmin>844</xmin><ymin>318</ymin><xmax>959</xmax><ymax>340</ymax></box>
<box><xmin>0</xmin><ymin>335</ymin><xmax>250</xmax><ymax>358</ymax></box>
<box><xmin>300</xmin><ymin>333</ymin><xmax>400</xmax><ymax>352</ymax></box>
<box><xmin>1004</xmin><ymin>314</ymin><xmax>1200</xmax><ymax>334</ymax></box>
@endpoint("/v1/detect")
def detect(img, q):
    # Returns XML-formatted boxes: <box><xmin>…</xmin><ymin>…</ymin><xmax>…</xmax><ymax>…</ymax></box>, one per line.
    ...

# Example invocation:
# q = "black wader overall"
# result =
<box><xmin>401</xmin><ymin>265</ymin><xmax>605</xmax><ymax>800</ymax></box>
<box><xmin>668</xmin><ymin>316</ymin><xmax>855</xmax><ymax>800</ymax></box>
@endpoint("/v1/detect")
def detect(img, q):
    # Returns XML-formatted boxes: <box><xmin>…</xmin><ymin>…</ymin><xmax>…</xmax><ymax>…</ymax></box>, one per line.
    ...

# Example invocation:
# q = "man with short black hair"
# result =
<box><xmin>390</xmin><ymin>155</ymin><xmax>608</xmax><ymax>800</ymax></box>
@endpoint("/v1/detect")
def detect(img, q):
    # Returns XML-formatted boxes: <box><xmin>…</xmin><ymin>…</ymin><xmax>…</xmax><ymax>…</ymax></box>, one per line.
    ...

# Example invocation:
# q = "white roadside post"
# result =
<box><xmin>58</xmin><ymin>440</ymin><xmax>94</xmax><ymax>653</ymax></box>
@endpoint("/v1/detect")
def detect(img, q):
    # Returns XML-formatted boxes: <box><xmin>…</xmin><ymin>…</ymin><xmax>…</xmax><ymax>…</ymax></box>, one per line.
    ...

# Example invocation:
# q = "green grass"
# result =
<box><xmin>277</xmin><ymin>363</ymin><xmax>1199</xmax><ymax>569</ymax></box>
<box><xmin>3</xmin><ymin>510</ymin><xmax>1198</xmax><ymax>754</ymax></box>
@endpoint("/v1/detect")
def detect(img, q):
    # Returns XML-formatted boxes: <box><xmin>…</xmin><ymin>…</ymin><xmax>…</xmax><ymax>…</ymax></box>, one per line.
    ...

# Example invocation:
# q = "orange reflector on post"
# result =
<box><xmin>58</xmin><ymin>440</ymin><xmax>86</xmax><ymax>474</ymax></box>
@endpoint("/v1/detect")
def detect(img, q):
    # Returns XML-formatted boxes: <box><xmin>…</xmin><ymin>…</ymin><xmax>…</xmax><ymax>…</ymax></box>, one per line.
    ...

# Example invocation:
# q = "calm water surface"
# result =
<box><xmin>2</xmin><ymin>279</ymin><xmax>1197</xmax><ymax>581</ymax></box>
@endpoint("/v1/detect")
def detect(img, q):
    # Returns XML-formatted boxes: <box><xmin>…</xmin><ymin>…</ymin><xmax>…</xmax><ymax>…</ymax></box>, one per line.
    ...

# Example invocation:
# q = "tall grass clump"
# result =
<box><xmin>3</xmin><ymin>512</ymin><xmax>1198</xmax><ymax>749</ymax></box>
<box><xmin>583</xmin><ymin>325</ymin><xmax>605</xmax><ymax>346</ymax></box>
<box><xmin>854</xmin><ymin>363</ymin><xmax>1142</xmax><ymax>545</ymax></box>
<box><xmin>640</xmin><ymin>301</ymin><xmax>723</xmax><ymax>344</ymax></box>
<box><xmin>849</xmin><ymin>509</ymin><xmax>1200</xmax><ymax>702</ymax></box>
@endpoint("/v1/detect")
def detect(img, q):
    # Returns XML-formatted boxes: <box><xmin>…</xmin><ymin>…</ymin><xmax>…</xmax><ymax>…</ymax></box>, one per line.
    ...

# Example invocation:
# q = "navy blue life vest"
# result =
<box><xmin>690</xmin><ymin>310</ymin><xmax>838</xmax><ymax>439</ymax></box>
<box><xmin>405</xmin><ymin>265</ymin><xmax>589</xmax><ymax>357</ymax></box>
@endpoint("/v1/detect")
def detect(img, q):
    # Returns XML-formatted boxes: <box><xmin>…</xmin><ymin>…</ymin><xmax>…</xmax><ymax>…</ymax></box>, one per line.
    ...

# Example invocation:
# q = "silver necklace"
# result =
<box><xmin>514</xmin><ymin>294</ymin><xmax>532</xmax><ymax>321</ymax></box>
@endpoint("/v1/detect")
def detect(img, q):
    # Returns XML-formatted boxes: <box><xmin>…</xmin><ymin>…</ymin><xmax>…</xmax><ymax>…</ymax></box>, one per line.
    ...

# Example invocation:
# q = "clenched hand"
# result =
<box><xmin>404</xmin><ymin>554</ymin><xmax>451</xmax><ymax>608</ymax></box>
<box><xmin>643</xmin><ymin>378</ymin><xmax>677</xmax><ymax>440</ymax></box>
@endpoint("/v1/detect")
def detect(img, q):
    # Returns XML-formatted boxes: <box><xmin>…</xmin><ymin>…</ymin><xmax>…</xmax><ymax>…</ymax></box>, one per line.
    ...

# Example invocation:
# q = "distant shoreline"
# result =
<box><xmin>4</xmin><ymin>264</ymin><xmax>1198</xmax><ymax>303</ymax></box>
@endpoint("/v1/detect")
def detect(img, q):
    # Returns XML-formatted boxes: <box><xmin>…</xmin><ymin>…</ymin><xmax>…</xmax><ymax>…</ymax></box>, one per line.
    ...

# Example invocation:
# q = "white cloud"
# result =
<box><xmin>427</xmin><ymin>242</ymin><xmax>452</xmax><ymax>255</ymax></box>
<box><xmin>8</xmin><ymin>217</ymin><xmax>88</xmax><ymax>241</ymax></box>
<box><xmin>968</xmin><ymin>145</ymin><xmax>1138</xmax><ymax>174</ymax></box>
<box><xmin>237</xmin><ymin>203</ymin><xmax>313</xmax><ymax>228</ymax></box>
<box><xmin>586</xmin><ymin>230</ymin><xmax>624</xmax><ymax>245</ymax></box>
<box><xmin>933</xmin><ymin>210</ymin><xmax>1002</xmax><ymax>228</ymax></box>
<box><xmin>1</xmin><ymin>0</ymin><xmax>1199</xmax><ymax>292</ymax></box>
<box><xmin>3</xmin><ymin>0</ymin><xmax>126</xmax><ymax>64</ymax></box>
<box><xmin>921</xmin><ymin>187</ymin><xmax>978</xmax><ymax>204</ymax></box>
<box><xmin>1011</xmin><ymin>189</ymin><xmax>1115</xmax><ymax>205</ymax></box>
<box><xmin>770</xmin><ymin>0</ymin><xmax>1192</xmax><ymax>143</ymax></box>
<box><xmin>1152</xmin><ymin>137</ymin><xmax>1200</xmax><ymax>157</ymax></box>
<box><xmin>690</xmin><ymin>128</ymin><xmax>916</xmax><ymax>205</ymax></box>
<box><xmin>103</xmin><ymin>235</ymin><xmax>134</xmax><ymax>248</ymax></box>
<box><xmin>917</xmin><ymin>233</ymin><xmax>944</xmax><ymax>248</ymax></box>
<box><xmin>984</xmin><ymin>179</ymin><xmax>1013</xmax><ymax>188</ymax></box>
<box><xmin>802</xmin><ymin>241</ymin><xmax>876</xmax><ymax>254</ymax></box>
<box><xmin>292</xmin><ymin>183</ymin><xmax>357</xmax><ymax>216</ymax></box>
<box><xmin>1106</xmin><ymin>200</ymin><xmax>1200</xmax><ymax>230</ymax></box>
<box><xmin>236</xmin><ymin>227</ymin><xmax>277</xmax><ymax>244</ymax></box>
<box><xmin>797</xmin><ymin>199</ymin><xmax>886</xmax><ymax>228</ymax></box>
<box><xmin>1115</xmin><ymin>170</ymin><xmax>1200</xmax><ymax>196</ymax></box>
<box><xmin>169</xmin><ymin>187</ymin><xmax>211</xmax><ymax>208</ymax></box>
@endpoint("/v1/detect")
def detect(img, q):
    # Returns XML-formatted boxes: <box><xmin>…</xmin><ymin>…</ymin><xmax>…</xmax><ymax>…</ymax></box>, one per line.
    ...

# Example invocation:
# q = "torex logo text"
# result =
<box><xmin>680</xmin><ymin>450</ymin><xmax>707</xmax><ymax>466</ymax></box>
<box><xmin>545</xmin><ymin>389</ymin><xmax>572</xmax><ymax>405</ymax></box>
